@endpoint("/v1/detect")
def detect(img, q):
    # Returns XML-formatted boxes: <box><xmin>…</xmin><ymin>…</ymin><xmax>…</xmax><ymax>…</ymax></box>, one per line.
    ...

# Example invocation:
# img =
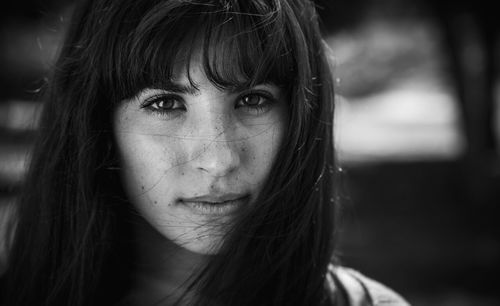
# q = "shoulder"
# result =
<box><xmin>325</xmin><ymin>265</ymin><xmax>411</xmax><ymax>306</ymax></box>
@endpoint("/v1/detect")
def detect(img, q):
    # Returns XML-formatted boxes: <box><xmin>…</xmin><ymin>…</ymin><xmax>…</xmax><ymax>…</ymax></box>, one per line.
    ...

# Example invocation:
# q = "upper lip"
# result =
<box><xmin>181</xmin><ymin>193</ymin><xmax>248</xmax><ymax>203</ymax></box>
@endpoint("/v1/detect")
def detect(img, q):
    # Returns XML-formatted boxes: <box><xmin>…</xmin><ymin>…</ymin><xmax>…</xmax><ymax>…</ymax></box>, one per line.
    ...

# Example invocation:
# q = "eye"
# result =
<box><xmin>235</xmin><ymin>91</ymin><xmax>276</xmax><ymax>114</ymax></box>
<box><xmin>141</xmin><ymin>94</ymin><xmax>186</xmax><ymax>117</ymax></box>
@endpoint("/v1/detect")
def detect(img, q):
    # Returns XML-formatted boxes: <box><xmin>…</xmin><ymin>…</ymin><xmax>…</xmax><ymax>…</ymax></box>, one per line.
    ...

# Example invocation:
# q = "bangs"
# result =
<box><xmin>108</xmin><ymin>1</ymin><xmax>296</xmax><ymax>100</ymax></box>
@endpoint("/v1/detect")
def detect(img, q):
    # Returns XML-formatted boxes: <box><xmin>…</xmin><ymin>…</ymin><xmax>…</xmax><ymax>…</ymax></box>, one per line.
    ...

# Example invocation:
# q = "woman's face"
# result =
<box><xmin>113</xmin><ymin>57</ymin><xmax>287</xmax><ymax>254</ymax></box>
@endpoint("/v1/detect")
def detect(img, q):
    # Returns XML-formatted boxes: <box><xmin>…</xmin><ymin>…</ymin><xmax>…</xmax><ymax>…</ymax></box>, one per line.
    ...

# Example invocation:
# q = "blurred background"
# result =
<box><xmin>0</xmin><ymin>0</ymin><xmax>499</xmax><ymax>305</ymax></box>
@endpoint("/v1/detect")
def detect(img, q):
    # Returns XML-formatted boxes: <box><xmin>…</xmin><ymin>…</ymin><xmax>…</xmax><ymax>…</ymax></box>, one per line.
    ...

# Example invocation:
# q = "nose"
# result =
<box><xmin>189</xmin><ymin>122</ymin><xmax>241</xmax><ymax>177</ymax></box>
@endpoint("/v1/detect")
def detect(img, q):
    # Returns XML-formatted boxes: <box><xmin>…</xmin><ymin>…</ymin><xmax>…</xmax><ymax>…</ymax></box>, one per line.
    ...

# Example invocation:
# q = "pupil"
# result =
<box><xmin>160</xmin><ymin>99</ymin><xmax>173</xmax><ymax>109</ymax></box>
<box><xmin>245</xmin><ymin>95</ymin><xmax>260</xmax><ymax>105</ymax></box>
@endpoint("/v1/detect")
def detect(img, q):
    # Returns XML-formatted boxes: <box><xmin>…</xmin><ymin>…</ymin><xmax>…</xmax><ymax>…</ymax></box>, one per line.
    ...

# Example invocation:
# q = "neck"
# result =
<box><xmin>128</xmin><ymin>218</ymin><xmax>207</xmax><ymax>305</ymax></box>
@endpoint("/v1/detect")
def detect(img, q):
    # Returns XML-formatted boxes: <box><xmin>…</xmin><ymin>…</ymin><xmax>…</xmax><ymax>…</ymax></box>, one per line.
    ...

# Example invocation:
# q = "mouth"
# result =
<box><xmin>179</xmin><ymin>194</ymin><xmax>250</xmax><ymax>216</ymax></box>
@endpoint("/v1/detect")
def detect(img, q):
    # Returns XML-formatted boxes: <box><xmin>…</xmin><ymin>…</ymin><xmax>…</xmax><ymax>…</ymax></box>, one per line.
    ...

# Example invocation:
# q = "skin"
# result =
<box><xmin>113</xmin><ymin>54</ymin><xmax>287</xmax><ymax>301</ymax></box>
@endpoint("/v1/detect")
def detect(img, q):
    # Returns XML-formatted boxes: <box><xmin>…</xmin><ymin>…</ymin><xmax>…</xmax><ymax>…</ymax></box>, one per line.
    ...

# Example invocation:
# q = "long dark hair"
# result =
<box><xmin>1</xmin><ymin>0</ymin><xmax>337</xmax><ymax>305</ymax></box>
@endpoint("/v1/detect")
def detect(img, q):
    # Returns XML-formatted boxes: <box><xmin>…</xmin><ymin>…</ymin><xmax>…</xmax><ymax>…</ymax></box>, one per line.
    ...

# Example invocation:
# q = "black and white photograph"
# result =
<box><xmin>0</xmin><ymin>0</ymin><xmax>499</xmax><ymax>305</ymax></box>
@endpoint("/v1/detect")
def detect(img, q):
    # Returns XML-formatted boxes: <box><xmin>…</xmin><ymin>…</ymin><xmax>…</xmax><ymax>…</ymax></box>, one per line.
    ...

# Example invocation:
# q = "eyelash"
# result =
<box><xmin>141</xmin><ymin>94</ymin><xmax>185</xmax><ymax>118</ymax></box>
<box><xmin>235</xmin><ymin>91</ymin><xmax>276</xmax><ymax>115</ymax></box>
<box><xmin>140</xmin><ymin>90</ymin><xmax>277</xmax><ymax>117</ymax></box>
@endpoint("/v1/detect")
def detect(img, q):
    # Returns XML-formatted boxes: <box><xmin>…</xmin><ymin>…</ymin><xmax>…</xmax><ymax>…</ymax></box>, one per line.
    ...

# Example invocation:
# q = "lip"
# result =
<box><xmin>179</xmin><ymin>194</ymin><xmax>250</xmax><ymax>216</ymax></box>
<box><xmin>181</xmin><ymin>193</ymin><xmax>248</xmax><ymax>204</ymax></box>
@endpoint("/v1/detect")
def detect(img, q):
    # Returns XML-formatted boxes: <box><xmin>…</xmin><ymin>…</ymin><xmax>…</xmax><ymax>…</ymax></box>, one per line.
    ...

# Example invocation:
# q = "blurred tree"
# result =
<box><xmin>426</xmin><ymin>0</ymin><xmax>498</xmax><ymax>159</ymax></box>
<box><xmin>421</xmin><ymin>0</ymin><xmax>500</xmax><ymax>221</ymax></box>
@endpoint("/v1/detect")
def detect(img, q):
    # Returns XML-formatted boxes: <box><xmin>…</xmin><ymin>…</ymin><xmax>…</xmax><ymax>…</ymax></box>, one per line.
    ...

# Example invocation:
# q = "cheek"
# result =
<box><xmin>114</xmin><ymin>130</ymin><xmax>205</xmax><ymax>245</ymax></box>
<box><xmin>112</xmin><ymin>106</ymin><xmax>184</xmax><ymax>208</ymax></box>
<box><xmin>244</xmin><ymin>118</ymin><xmax>285</xmax><ymax>180</ymax></box>
<box><xmin>116</xmin><ymin>135</ymin><xmax>188</xmax><ymax>207</ymax></box>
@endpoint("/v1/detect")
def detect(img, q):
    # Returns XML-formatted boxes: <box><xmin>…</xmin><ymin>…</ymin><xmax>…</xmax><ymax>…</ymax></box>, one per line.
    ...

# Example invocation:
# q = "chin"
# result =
<box><xmin>153</xmin><ymin>222</ymin><xmax>226</xmax><ymax>255</ymax></box>
<box><xmin>172</xmin><ymin>234</ymin><xmax>223</xmax><ymax>255</ymax></box>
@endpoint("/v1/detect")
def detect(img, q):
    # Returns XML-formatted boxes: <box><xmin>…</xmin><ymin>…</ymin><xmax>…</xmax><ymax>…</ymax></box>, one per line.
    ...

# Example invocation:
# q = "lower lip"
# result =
<box><xmin>180</xmin><ymin>196</ymin><xmax>249</xmax><ymax>216</ymax></box>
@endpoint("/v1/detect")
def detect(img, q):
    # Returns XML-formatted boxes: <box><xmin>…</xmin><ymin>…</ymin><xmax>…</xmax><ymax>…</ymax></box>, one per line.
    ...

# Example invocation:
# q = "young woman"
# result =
<box><xmin>0</xmin><ymin>0</ymin><xmax>410</xmax><ymax>305</ymax></box>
